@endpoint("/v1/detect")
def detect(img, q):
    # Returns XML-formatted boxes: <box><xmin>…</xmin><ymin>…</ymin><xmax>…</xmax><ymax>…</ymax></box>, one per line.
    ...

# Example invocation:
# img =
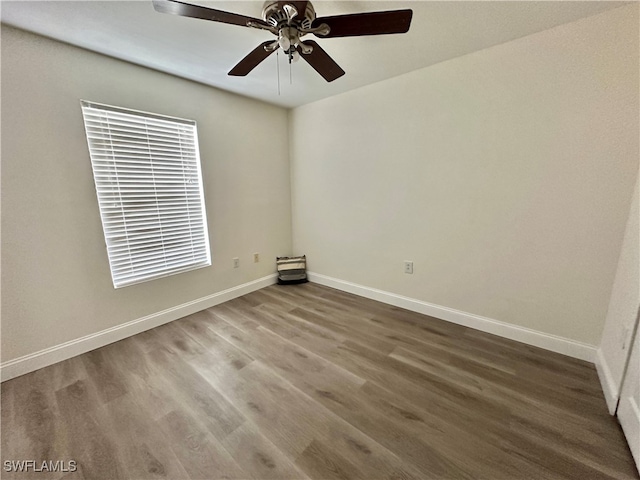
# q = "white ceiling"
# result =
<box><xmin>1</xmin><ymin>1</ymin><xmax>627</xmax><ymax>108</ymax></box>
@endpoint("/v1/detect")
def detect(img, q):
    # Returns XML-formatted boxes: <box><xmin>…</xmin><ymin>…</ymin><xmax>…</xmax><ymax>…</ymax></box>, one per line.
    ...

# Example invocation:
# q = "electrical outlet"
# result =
<box><xmin>254</xmin><ymin>253</ymin><xmax>260</xmax><ymax>263</ymax></box>
<box><xmin>233</xmin><ymin>257</ymin><xmax>240</xmax><ymax>269</ymax></box>
<box><xmin>404</xmin><ymin>261</ymin><xmax>413</xmax><ymax>274</ymax></box>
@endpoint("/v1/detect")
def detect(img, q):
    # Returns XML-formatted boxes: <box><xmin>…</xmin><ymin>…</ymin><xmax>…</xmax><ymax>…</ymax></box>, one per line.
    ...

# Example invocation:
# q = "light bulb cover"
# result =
<box><xmin>278</xmin><ymin>35</ymin><xmax>291</xmax><ymax>51</ymax></box>
<box><xmin>291</xmin><ymin>50</ymin><xmax>300</xmax><ymax>63</ymax></box>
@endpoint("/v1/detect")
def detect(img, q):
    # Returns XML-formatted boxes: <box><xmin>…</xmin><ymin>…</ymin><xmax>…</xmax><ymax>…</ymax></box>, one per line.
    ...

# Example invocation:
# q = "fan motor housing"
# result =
<box><xmin>262</xmin><ymin>1</ymin><xmax>316</xmax><ymax>29</ymax></box>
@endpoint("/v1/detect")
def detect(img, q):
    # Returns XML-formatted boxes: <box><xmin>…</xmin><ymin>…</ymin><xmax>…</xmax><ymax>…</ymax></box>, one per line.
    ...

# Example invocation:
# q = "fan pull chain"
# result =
<box><xmin>289</xmin><ymin>54</ymin><xmax>292</xmax><ymax>85</ymax></box>
<box><xmin>276</xmin><ymin>49</ymin><xmax>281</xmax><ymax>95</ymax></box>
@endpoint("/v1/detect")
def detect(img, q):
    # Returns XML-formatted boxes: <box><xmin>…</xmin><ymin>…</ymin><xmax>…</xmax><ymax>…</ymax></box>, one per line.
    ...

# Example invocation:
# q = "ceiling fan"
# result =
<box><xmin>152</xmin><ymin>0</ymin><xmax>413</xmax><ymax>82</ymax></box>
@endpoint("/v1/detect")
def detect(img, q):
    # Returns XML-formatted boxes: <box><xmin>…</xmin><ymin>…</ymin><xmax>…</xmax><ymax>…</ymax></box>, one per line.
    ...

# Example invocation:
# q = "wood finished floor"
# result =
<box><xmin>2</xmin><ymin>283</ymin><xmax>638</xmax><ymax>480</ymax></box>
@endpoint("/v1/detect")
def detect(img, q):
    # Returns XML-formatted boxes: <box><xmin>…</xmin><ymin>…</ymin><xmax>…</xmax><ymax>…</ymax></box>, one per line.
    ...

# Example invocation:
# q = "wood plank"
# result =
<box><xmin>2</xmin><ymin>369</ymin><xmax>76</xmax><ymax>480</ymax></box>
<box><xmin>55</xmin><ymin>380</ymin><xmax>124</xmax><ymax>480</ymax></box>
<box><xmin>157</xmin><ymin>410</ymin><xmax>248</xmax><ymax>479</ymax></box>
<box><xmin>295</xmin><ymin>439</ymin><xmax>369</xmax><ymax>480</ymax></box>
<box><xmin>222</xmin><ymin>422</ymin><xmax>311</xmax><ymax>480</ymax></box>
<box><xmin>98</xmin><ymin>394</ymin><xmax>190</xmax><ymax>480</ymax></box>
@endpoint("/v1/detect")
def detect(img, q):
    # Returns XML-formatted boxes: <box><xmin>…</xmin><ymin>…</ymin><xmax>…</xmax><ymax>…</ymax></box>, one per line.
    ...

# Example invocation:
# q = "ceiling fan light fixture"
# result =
<box><xmin>278</xmin><ymin>34</ymin><xmax>291</xmax><ymax>50</ymax></box>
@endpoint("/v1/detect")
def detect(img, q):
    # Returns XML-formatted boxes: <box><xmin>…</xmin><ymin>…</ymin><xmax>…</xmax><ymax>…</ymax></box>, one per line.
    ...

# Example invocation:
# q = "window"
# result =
<box><xmin>81</xmin><ymin>101</ymin><xmax>211</xmax><ymax>288</ymax></box>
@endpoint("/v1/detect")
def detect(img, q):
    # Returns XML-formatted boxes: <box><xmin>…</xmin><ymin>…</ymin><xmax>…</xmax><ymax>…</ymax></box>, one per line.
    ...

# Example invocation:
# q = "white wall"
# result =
<box><xmin>290</xmin><ymin>5</ymin><xmax>639</xmax><ymax>347</ymax></box>
<box><xmin>1</xmin><ymin>26</ymin><xmax>291</xmax><ymax>364</ymax></box>
<box><xmin>597</xmin><ymin>175</ymin><xmax>639</xmax><ymax>412</ymax></box>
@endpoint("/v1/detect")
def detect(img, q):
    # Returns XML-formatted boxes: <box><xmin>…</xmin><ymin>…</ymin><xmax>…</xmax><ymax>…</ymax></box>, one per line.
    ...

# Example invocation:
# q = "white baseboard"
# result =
<box><xmin>0</xmin><ymin>274</ymin><xmax>277</xmax><ymax>382</ymax></box>
<box><xmin>595</xmin><ymin>348</ymin><xmax>619</xmax><ymax>414</ymax></box>
<box><xmin>308</xmin><ymin>272</ymin><xmax>597</xmax><ymax>363</ymax></box>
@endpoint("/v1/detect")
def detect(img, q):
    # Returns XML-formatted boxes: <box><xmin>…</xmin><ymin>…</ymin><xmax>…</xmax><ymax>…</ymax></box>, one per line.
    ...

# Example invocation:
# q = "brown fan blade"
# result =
<box><xmin>312</xmin><ymin>10</ymin><xmax>412</xmax><ymax>38</ymax></box>
<box><xmin>298</xmin><ymin>41</ymin><xmax>345</xmax><ymax>82</ymax></box>
<box><xmin>229</xmin><ymin>42</ymin><xmax>278</xmax><ymax>76</ymax></box>
<box><xmin>152</xmin><ymin>0</ymin><xmax>269</xmax><ymax>29</ymax></box>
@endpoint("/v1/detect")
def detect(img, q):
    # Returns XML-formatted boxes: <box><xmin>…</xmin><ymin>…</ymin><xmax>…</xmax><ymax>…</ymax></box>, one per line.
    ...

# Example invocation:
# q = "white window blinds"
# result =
<box><xmin>81</xmin><ymin>101</ymin><xmax>211</xmax><ymax>288</ymax></box>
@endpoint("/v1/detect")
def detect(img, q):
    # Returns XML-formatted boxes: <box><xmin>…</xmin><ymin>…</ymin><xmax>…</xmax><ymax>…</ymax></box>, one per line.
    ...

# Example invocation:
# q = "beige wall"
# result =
<box><xmin>290</xmin><ymin>5</ymin><xmax>639</xmax><ymax>346</ymax></box>
<box><xmin>1</xmin><ymin>26</ymin><xmax>292</xmax><ymax>362</ymax></box>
